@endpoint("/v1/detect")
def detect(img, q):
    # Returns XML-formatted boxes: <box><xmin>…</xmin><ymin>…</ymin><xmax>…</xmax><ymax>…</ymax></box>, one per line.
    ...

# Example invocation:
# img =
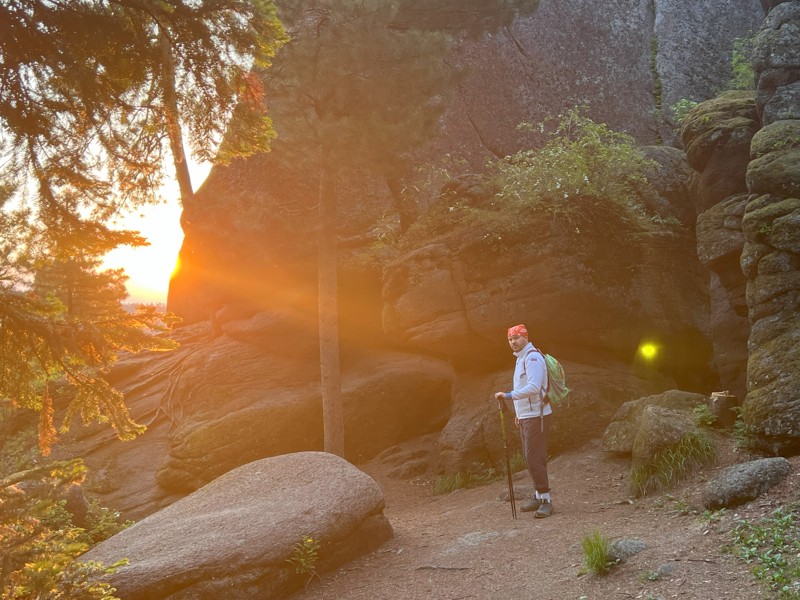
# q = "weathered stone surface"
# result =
<box><xmin>681</xmin><ymin>91</ymin><xmax>759</xmax><ymax>214</ymax></box>
<box><xmin>155</xmin><ymin>338</ymin><xmax>453</xmax><ymax>494</ymax></box>
<box><xmin>382</xmin><ymin>216</ymin><xmax>714</xmax><ymax>393</ymax></box>
<box><xmin>169</xmin><ymin>2</ymin><xmax>763</xmax><ymax>325</ymax></box>
<box><xmin>81</xmin><ymin>452</ymin><xmax>393</xmax><ymax>600</ymax></box>
<box><xmin>694</xmin><ymin>193</ymin><xmax>751</xmax><ymax>400</ymax></box>
<box><xmin>54</xmin><ymin>317</ymin><xmax>452</xmax><ymax>518</ymax></box>
<box><xmin>703</xmin><ymin>457</ymin><xmax>791</xmax><ymax>509</ymax></box>
<box><xmin>602</xmin><ymin>389</ymin><xmax>707</xmax><ymax>455</ymax></box>
<box><xmin>743</xmin><ymin>3</ymin><xmax>800</xmax><ymax>455</ymax></box>
<box><xmin>631</xmin><ymin>405</ymin><xmax>696</xmax><ymax>465</ymax></box>
<box><xmin>754</xmin><ymin>1</ymin><xmax>800</xmax><ymax>125</ymax></box>
<box><xmin>696</xmin><ymin>194</ymin><xmax>749</xmax><ymax>266</ymax></box>
<box><xmin>750</xmin><ymin>120</ymin><xmax>800</xmax><ymax>159</ymax></box>
<box><xmin>639</xmin><ymin>145</ymin><xmax>694</xmax><ymax>226</ymax></box>
<box><xmin>746</xmin><ymin>147</ymin><xmax>800</xmax><ymax>197</ymax></box>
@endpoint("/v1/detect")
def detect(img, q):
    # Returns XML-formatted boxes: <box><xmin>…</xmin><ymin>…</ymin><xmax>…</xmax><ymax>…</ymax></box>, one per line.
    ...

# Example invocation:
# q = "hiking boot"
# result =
<box><xmin>534</xmin><ymin>500</ymin><xmax>554</xmax><ymax>518</ymax></box>
<box><xmin>520</xmin><ymin>497</ymin><xmax>541</xmax><ymax>512</ymax></box>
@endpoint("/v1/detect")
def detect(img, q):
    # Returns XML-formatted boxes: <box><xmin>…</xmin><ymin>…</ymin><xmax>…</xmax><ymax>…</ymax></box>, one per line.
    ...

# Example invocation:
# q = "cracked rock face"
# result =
<box><xmin>742</xmin><ymin>1</ymin><xmax>800</xmax><ymax>454</ymax></box>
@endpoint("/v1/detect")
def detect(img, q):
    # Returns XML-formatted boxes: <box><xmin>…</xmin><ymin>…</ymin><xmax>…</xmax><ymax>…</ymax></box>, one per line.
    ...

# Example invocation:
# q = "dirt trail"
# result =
<box><xmin>289</xmin><ymin>435</ymin><xmax>799</xmax><ymax>600</ymax></box>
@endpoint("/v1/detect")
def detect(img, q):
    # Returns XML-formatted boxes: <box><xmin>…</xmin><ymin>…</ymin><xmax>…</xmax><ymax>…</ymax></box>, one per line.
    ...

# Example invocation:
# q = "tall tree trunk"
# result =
<box><xmin>318</xmin><ymin>147</ymin><xmax>344</xmax><ymax>456</ymax></box>
<box><xmin>158</xmin><ymin>26</ymin><xmax>193</xmax><ymax>203</ymax></box>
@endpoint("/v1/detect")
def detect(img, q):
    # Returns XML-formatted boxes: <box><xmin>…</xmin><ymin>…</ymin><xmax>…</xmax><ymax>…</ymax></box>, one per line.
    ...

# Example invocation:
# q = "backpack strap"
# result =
<box><xmin>522</xmin><ymin>346</ymin><xmax>549</xmax><ymax>402</ymax></box>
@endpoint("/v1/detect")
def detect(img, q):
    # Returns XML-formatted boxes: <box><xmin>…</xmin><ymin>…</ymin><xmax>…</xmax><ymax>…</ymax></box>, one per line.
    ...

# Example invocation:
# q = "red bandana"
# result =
<box><xmin>507</xmin><ymin>324</ymin><xmax>527</xmax><ymax>338</ymax></box>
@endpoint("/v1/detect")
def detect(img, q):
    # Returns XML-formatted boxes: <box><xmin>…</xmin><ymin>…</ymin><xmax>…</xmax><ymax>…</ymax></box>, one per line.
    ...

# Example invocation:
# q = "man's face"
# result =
<box><xmin>508</xmin><ymin>334</ymin><xmax>527</xmax><ymax>352</ymax></box>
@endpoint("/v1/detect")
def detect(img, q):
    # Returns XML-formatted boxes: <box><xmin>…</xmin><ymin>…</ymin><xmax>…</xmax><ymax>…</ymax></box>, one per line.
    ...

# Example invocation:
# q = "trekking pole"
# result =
<box><xmin>497</xmin><ymin>398</ymin><xmax>517</xmax><ymax>519</ymax></box>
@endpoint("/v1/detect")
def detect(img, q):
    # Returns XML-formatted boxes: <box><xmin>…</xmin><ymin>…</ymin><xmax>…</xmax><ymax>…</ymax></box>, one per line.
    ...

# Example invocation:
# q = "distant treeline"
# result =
<box><xmin>122</xmin><ymin>302</ymin><xmax>167</xmax><ymax>313</ymax></box>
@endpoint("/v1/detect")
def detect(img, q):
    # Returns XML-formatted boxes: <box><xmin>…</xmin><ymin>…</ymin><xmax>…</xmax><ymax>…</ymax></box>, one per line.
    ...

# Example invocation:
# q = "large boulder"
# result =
<box><xmin>602</xmin><ymin>389</ymin><xmax>708</xmax><ymax>455</ymax></box>
<box><xmin>81</xmin><ymin>452</ymin><xmax>393</xmax><ymax>600</ymax></box>
<box><xmin>681</xmin><ymin>91</ymin><xmax>760</xmax><ymax>214</ymax></box>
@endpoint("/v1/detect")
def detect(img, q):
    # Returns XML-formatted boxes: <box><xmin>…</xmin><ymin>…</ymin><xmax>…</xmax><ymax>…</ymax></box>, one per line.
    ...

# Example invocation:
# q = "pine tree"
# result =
<box><xmin>266</xmin><ymin>0</ymin><xmax>539</xmax><ymax>456</ymax></box>
<box><xmin>0</xmin><ymin>1</ymin><xmax>287</xmax><ymax>447</ymax></box>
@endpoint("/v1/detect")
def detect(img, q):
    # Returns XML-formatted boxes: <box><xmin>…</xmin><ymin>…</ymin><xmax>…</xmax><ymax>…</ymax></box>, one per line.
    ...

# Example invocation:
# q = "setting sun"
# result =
<box><xmin>103</xmin><ymin>163</ymin><xmax>209</xmax><ymax>304</ymax></box>
<box><xmin>103</xmin><ymin>202</ymin><xmax>184</xmax><ymax>304</ymax></box>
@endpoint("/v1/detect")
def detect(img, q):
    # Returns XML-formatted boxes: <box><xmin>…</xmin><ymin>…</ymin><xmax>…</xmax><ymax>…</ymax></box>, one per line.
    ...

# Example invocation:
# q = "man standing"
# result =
<box><xmin>495</xmin><ymin>324</ymin><xmax>554</xmax><ymax>518</ymax></box>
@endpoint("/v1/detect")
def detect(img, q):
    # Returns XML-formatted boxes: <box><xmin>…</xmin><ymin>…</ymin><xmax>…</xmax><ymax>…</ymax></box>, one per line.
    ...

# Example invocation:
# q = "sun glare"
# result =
<box><xmin>103</xmin><ymin>162</ymin><xmax>209</xmax><ymax>304</ymax></box>
<box><xmin>103</xmin><ymin>202</ymin><xmax>183</xmax><ymax>304</ymax></box>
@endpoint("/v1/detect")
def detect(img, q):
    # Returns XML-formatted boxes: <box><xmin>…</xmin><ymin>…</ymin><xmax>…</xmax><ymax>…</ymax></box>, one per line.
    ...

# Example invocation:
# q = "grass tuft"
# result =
<box><xmin>629</xmin><ymin>432</ymin><xmax>716</xmax><ymax>497</ymax></box>
<box><xmin>580</xmin><ymin>529</ymin><xmax>616</xmax><ymax>576</ymax></box>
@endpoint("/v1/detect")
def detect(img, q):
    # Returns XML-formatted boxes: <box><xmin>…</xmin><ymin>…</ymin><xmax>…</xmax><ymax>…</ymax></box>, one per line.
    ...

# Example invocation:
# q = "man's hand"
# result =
<box><xmin>514</xmin><ymin>417</ymin><xmax>520</xmax><ymax>428</ymax></box>
<box><xmin>494</xmin><ymin>392</ymin><xmax>506</xmax><ymax>411</ymax></box>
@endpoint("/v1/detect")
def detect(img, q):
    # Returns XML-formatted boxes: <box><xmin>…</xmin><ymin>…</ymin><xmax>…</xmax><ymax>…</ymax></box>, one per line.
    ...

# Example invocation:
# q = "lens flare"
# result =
<box><xmin>638</xmin><ymin>342</ymin><xmax>659</xmax><ymax>361</ymax></box>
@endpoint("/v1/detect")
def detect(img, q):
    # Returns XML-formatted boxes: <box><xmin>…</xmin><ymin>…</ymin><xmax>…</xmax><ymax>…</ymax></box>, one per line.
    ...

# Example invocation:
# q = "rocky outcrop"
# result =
<box><xmin>169</xmin><ymin>1</ymin><xmax>763</xmax><ymax>324</ymax></box>
<box><xmin>55</xmin><ymin>317</ymin><xmax>452</xmax><ymax>518</ymax></box>
<box><xmin>81</xmin><ymin>452</ymin><xmax>392</xmax><ymax>600</ymax></box>
<box><xmin>742</xmin><ymin>1</ymin><xmax>800</xmax><ymax>454</ymax></box>
<box><xmin>683</xmin><ymin>92</ymin><xmax>759</xmax><ymax>401</ymax></box>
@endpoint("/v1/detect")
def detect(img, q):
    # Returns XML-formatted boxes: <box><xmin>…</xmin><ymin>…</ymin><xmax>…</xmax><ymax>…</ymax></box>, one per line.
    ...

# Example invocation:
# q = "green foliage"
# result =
<box><xmin>731</xmin><ymin>406</ymin><xmax>758</xmax><ymax>452</ymax></box>
<box><xmin>629</xmin><ymin>432</ymin><xmax>717</xmax><ymax>497</ymax></box>
<box><xmin>692</xmin><ymin>403</ymin><xmax>716</xmax><ymax>429</ymax></box>
<box><xmin>0</xmin><ymin>0</ymin><xmax>287</xmax><ymax>215</ymax></box>
<box><xmin>491</xmin><ymin>108</ymin><xmax>658</xmax><ymax>225</ymax></box>
<box><xmin>397</xmin><ymin>108</ymin><xmax>662</xmax><ymax>262</ymax></box>
<box><xmin>0</xmin><ymin>459</ymin><xmax>129</xmax><ymax>600</ymax></box>
<box><xmin>580</xmin><ymin>529</ymin><xmax>616</xmax><ymax>576</ymax></box>
<box><xmin>729</xmin><ymin>36</ymin><xmax>755</xmax><ymax>91</ymax></box>
<box><xmin>671</xmin><ymin>98</ymin><xmax>700</xmax><ymax>127</ymax></box>
<box><xmin>731</xmin><ymin>505</ymin><xmax>800</xmax><ymax>598</ymax></box>
<box><xmin>286</xmin><ymin>535</ymin><xmax>321</xmax><ymax>584</ymax></box>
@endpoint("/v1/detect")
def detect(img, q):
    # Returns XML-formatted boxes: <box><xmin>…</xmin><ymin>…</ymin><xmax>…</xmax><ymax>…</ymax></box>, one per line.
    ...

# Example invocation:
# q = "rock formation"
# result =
<box><xmin>51</xmin><ymin>2</ymin><xmax>777</xmax><ymax>522</ymax></box>
<box><xmin>741</xmin><ymin>0</ymin><xmax>800</xmax><ymax>454</ymax></box>
<box><xmin>80</xmin><ymin>452</ymin><xmax>392</xmax><ymax>600</ymax></box>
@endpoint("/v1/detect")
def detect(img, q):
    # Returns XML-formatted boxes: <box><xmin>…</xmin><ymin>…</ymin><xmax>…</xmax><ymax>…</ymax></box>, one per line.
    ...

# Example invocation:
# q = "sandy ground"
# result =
<box><xmin>287</xmin><ymin>433</ymin><xmax>800</xmax><ymax>600</ymax></box>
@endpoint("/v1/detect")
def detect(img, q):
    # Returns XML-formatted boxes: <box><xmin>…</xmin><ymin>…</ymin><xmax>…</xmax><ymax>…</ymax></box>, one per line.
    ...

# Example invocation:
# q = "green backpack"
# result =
<box><xmin>535</xmin><ymin>349</ymin><xmax>570</xmax><ymax>405</ymax></box>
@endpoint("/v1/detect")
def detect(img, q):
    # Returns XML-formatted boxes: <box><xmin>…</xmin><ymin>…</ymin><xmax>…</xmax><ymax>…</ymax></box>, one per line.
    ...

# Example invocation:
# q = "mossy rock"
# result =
<box><xmin>746</xmin><ymin>147</ymin><xmax>800</xmax><ymax>197</ymax></box>
<box><xmin>750</xmin><ymin>120</ymin><xmax>800</xmax><ymax>159</ymax></box>
<box><xmin>680</xmin><ymin>91</ymin><xmax>758</xmax><ymax>171</ymax></box>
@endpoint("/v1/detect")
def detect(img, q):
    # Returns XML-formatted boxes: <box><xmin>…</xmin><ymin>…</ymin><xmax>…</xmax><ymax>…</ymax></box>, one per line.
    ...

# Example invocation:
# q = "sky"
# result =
<box><xmin>103</xmin><ymin>162</ymin><xmax>211</xmax><ymax>304</ymax></box>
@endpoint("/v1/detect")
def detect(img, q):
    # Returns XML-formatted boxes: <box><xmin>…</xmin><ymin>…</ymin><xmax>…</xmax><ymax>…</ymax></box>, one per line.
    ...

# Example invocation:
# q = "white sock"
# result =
<box><xmin>539</xmin><ymin>492</ymin><xmax>551</xmax><ymax>502</ymax></box>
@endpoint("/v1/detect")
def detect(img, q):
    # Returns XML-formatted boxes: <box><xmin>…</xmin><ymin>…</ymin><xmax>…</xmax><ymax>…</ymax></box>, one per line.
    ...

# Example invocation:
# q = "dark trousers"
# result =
<box><xmin>519</xmin><ymin>414</ymin><xmax>550</xmax><ymax>493</ymax></box>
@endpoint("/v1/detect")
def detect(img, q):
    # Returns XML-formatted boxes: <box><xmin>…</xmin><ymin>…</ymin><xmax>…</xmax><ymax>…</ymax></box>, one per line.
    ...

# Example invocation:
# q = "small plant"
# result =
<box><xmin>433</xmin><ymin>472</ymin><xmax>467</xmax><ymax>495</ymax></box>
<box><xmin>640</xmin><ymin>569</ymin><xmax>661</xmax><ymax>582</ymax></box>
<box><xmin>699</xmin><ymin>508</ymin><xmax>727</xmax><ymax>524</ymax></box>
<box><xmin>286</xmin><ymin>535</ymin><xmax>321</xmax><ymax>584</ymax></box>
<box><xmin>580</xmin><ymin>529</ymin><xmax>616</xmax><ymax>576</ymax></box>
<box><xmin>629</xmin><ymin>432</ymin><xmax>717</xmax><ymax>497</ymax></box>
<box><xmin>731</xmin><ymin>407</ymin><xmax>759</xmax><ymax>452</ymax></box>
<box><xmin>693</xmin><ymin>403</ymin><xmax>716</xmax><ymax>429</ymax></box>
<box><xmin>731</xmin><ymin>505</ymin><xmax>800</xmax><ymax>598</ymax></box>
<box><xmin>433</xmin><ymin>452</ymin><xmax>526</xmax><ymax>496</ymax></box>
